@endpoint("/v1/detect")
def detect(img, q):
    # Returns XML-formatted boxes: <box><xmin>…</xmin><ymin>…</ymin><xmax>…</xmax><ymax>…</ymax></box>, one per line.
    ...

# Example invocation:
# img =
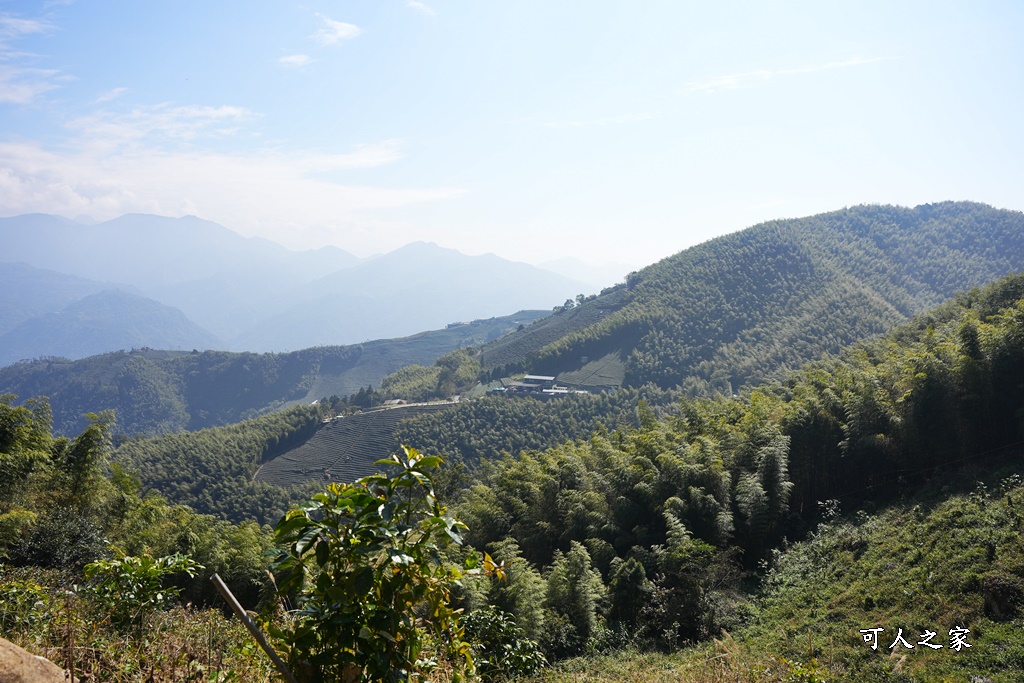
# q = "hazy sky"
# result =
<box><xmin>1</xmin><ymin>1</ymin><xmax>1022</xmax><ymax>270</ymax></box>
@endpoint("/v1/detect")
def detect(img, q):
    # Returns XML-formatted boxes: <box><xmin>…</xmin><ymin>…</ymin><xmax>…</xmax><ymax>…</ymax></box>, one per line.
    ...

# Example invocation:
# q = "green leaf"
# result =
<box><xmin>353</xmin><ymin>566</ymin><xmax>375</xmax><ymax>595</ymax></box>
<box><xmin>294</xmin><ymin>527</ymin><xmax>320</xmax><ymax>555</ymax></box>
<box><xmin>274</xmin><ymin>514</ymin><xmax>311</xmax><ymax>538</ymax></box>
<box><xmin>315</xmin><ymin>539</ymin><xmax>330</xmax><ymax>566</ymax></box>
<box><xmin>387</xmin><ymin>548</ymin><xmax>414</xmax><ymax>566</ymax></box>
<box><xmin>417</xmin><ymin>455</ymin><xmax>443</xmax><ymax>469</ymax></box>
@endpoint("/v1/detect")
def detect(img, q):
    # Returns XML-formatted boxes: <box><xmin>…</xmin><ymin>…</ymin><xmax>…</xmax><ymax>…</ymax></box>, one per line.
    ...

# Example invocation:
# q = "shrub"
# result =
<box><xmin>84</xmin><ymin>552</ymin><xmax>202</xmax><ymax>628</ymax></box>
<box><xmin>269</xmin><ymin>446</ymin><xmax>474</xmax><ymax>683</ymax></box>
<box><xmin>463</xmin><ymin>605</ymin><xmax>545</xmax><ymax>681</ymax></box>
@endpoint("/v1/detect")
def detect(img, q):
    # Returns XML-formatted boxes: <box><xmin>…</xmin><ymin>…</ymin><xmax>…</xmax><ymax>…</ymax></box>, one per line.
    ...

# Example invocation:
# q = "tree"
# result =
<box><xmin>54</xmin><ymin>410</ymin><xmax>113</xmax><ymax>510</ymax></box>
<box><xmin>0</xmin><ymin>395</ymin><xmax>53</xmax><ymax>503</ymax></box>
<box><xmin>486</xmin><ymin>538</ymin><xmax>546</xmax><ymax>640</ymax></box>
<box><xmin>542</xmin><ymin>541</ymin><xmax>605</xmax><ymax>657</ymax></box>
<box><xmin>608</xmin><ymin>556</ymin><xmax>652</xmax><ymax>630</ymax></box>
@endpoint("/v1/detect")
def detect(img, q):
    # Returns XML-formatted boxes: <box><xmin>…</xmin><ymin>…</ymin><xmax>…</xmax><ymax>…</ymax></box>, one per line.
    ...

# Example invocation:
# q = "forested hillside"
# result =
<box><xmin>394</xmin><ymin>385</ymin><xmax>676</xmax><ymax>467</ymax></box>
<box><xmin>6</xmin><ymin>202</ymin><xmax>1018</xmax><ymax>445</ymax></box>
<box><xmin>0</xmin><ymin>310</ymin><xmax>545</xmax><ymax>436</ymax></box>
<box><xmin>449</xmin><ymin>271</ymin><xmax>1024</xmax><ymax>673</ymax></box>
<box><xmin>0</xmin><ymin>347</ymin><xmax>354</xmax><ymax>437</ymax></box>
<box><xmin>112</xmin><ymin>404</ymin><xmax>325</xmax><ymax>525</ymax></box>
<box><xmin>482</xmin><ymin>202</ymin><xmax>1024</xmax><ymax>394</ymax></box>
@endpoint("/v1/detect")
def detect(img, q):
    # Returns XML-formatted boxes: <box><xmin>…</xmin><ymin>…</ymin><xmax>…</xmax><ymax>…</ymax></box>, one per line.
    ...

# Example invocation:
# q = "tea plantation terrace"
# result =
<box><xmin>254</xmin><ymin>402</ymin><xmax>456</xmax><ymax>487</ymax></box>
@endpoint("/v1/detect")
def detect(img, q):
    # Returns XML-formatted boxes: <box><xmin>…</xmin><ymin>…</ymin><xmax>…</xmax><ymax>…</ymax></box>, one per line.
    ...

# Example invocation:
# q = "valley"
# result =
<box><xmin>3</xmin><ymin>202</ymin><xmax>1024</xmax><ymax>682</ymax></box>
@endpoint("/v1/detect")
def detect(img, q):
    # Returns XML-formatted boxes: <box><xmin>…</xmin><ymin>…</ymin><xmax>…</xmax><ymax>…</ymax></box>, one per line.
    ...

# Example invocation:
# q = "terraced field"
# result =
<box><xmin>554</xmin><ymin>351</ymin><xmax>626</xmax><ymax>389</ymax></box>
<box><xmin>254</xmin><ymin>402</ymin><xmax>456</xmax><ymax>487</ymax></box>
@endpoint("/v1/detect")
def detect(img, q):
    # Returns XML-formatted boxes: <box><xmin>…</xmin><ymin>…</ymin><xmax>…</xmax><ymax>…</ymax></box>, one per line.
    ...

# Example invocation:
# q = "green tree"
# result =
<box><xmin>486</xmin><ymin>538</ymin><xmax>546</xmax><ymax>641</ymax></box>
<box><xmin>0</xmin><ymin>395</ymin><xmax>53</xmax><ymax>503</ymax></box>
<box><xmin>542</xmin><ymin>541</ymin><xmax>605</xmax><ymax>657</ymax></box>
<box><xmin>53</xmin><ymin>410</ymin><xmax>113</xmax><ymax>509</ymax></box>
<box><xmin>607</xmin><ymin>556</ymin><xmax>652</xmax><ymax>630</ymax></box>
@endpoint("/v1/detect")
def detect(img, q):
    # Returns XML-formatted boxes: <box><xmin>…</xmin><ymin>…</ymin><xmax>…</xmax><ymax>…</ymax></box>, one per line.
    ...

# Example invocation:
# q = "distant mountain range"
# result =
<box><xmin>0</xmin><ymin>213</ymin><xmax>590</xmax><ymax>363</ymax></box>
<box><xmin>0</xmin><ymin>289</ymin><xmax>220</xmax><ymax>368</ymax></box>
<box><xmin>0</xmin><ymin>262</ymin><xmax>122</xmax><ymax>336</ymax></box>
<box><xmin>7</xmin><ymin>201</ymin><xmax>1024</xmax><ymax>439</ymax></box>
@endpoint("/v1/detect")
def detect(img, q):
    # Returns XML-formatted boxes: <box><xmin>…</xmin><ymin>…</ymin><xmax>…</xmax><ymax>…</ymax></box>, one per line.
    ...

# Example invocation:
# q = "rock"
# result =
<box><xmin>0</xmin><ymin>637</ymin><xmax>75</xmax><ymax>682</ymax></box>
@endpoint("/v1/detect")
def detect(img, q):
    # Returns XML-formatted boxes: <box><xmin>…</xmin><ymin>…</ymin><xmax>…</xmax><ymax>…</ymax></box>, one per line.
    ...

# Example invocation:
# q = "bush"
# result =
<box><xmin>84</xmin><ymin>552</ymin><xmax>202</xmax><ymax>629</ymax></box>
<box><xmin>463</xmin><ymin>605</ymin><xmax>545</xmax><ymax>681</ymax></box>
<box><xmin>12</xmin><ymin>506</ymin><xmax>107</xmax><ymax>568</ymax></box>
<box><xmin>269</xmin><ymin>446</ymin><xmax>475</xmax><ymax>682</ymax></box>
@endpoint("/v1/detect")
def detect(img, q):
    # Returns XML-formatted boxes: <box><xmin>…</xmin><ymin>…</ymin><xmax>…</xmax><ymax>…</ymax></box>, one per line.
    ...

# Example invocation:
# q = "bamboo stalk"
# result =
<box><xmin>210</xmin><ymin>574</ymin><xmax>299</xmax><ymax>683</ymax></box>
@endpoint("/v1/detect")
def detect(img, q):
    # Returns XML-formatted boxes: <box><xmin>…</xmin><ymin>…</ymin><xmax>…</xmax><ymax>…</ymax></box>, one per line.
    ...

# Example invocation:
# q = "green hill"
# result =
<box><xmin>481</xmin><ymin>202</ymin><xmax>1024</xmax><ymax>394</ymax></box>
<box><xmin>10</xmin><ymin>231</ymin><xmax>1024</xmax><ymax>681</ymax></box>
<box><xmin>0</xmin><ymin>310</ymin><xmax>545</xmax><ymax>437</ymax></box>
<box><xmin>532</xmin><ymin>476</ymin><xmax>1024</xmax><ymax>682</ymax></box>
<box><xmin>112</xmin><ymin>403</ymin><xmax>325</xmax><ymax>525</ymax></box>
<box><xmin>447</xmin><ymin>269</ymin><xmax>1024</xmax><ymax>676</ymax></box>
<box><xmin>283</xmin><ymin>201</ymin><xmax>1024</xmax><ymax>475</ymax></box>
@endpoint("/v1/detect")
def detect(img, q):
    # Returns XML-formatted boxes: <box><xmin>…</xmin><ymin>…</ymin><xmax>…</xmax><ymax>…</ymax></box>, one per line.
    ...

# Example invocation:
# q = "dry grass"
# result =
<box><xmin>1</xmin><ymin>567</ymin><xmax>276</xmax><ymax>683</ymax></box>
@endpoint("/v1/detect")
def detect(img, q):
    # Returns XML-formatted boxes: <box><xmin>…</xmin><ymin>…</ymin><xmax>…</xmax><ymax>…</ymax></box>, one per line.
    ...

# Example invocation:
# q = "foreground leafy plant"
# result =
<box><xmin>84</xmin><ymin>552</ymin><xmax>202</xmax><ymax>629</ymax></box>
<box><xmin>269</xmin><ymin>445</ymin><xmax>474</xmax><ymax>683</ymax></box>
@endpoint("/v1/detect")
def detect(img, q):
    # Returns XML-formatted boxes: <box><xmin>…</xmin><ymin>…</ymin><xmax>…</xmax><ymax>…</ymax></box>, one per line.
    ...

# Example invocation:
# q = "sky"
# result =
<box><xmin>1</xmin><ymin>1</ymin><xmax>1023</xmax><ymax>271</ymax></box>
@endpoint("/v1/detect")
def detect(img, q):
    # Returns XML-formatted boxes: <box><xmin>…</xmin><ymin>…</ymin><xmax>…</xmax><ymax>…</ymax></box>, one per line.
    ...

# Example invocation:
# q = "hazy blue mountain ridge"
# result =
<box><xmin>231</xmin><ymin>241</ymin><xmax>590</xmax><ymax>350</ymax></box>
<box><xmin>0</xmin><ymin>289</ymin><xmax>222</xmax><ymax>367</ymax></box>
<box><xmin>0</xmin><ymin>214</ymin><xmax>587</xmax><ymax>357</ymax></box>
<box><xmin>0</xmin><ymin>262</ymin><xmax>126</xmax><ymax>335</ymax></box>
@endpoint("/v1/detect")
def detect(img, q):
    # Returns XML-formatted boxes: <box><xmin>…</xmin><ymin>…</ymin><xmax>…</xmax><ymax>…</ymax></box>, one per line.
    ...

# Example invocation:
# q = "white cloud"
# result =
<box><xmin>67</xmin><ymin>103</ymin><xmax>254</xmax><ymax>148</ymax></box>
<box><xmin>292</xmin><ymin>140</ymin><xmax>404</xmax><ymax>172</ymax></box>
<box><xmin>0</xmin><ymin>15</ymin><xmax>49</xmax><ymax>44</ymax></box>
<box><xmin>0</xmin><ymin>64</ymin><xmax>61</xmax><ymax>103</ymax></box>
<box><xmin>0</xmin><ymin>116</ymin><xmax>462</xmax><ymax>251</ymax></box>
<box><xmin>313</xmin><ymin>14</ymin><xmax>362</xmax><ymax>45</ymax></box>
<box><xmin>279</xmin><ymin>54</ymin><xmax>313</xmax><ymax>67</ymax></box>
<box><xmin>0</xmin><ymin>14</ymin><xmax>63</xmax><ymax>104</ymax></box>
<box><xmin>94</xmin><ymin>86</ymin><xmax>128</xmax><ymax>104</ymax></box>
<box><xmin>406</xmin><ymin>1</ymin><xmax>436</xmax><ymax>16</ymax></box>
<box><xmin>682</xmin><ymin>56</ymin><xmax>884</xmax><ymax>95</ymax></box>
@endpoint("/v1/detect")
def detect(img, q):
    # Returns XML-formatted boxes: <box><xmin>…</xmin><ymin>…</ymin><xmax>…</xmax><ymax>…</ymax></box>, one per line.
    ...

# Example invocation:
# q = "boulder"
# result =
<box><xmin>0</xmin><ymin>637</ymin><xmax>75</xmax><ymax>682</ymax></box>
